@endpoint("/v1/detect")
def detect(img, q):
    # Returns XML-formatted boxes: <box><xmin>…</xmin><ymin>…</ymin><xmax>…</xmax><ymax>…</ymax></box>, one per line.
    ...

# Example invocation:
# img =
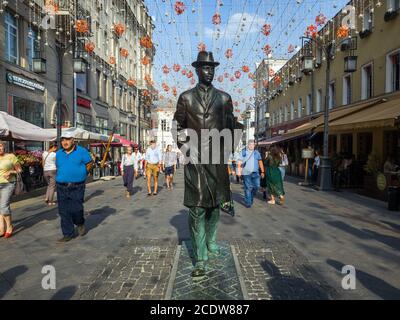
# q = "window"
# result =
<box><xmin>102</xmin><ymin>75</ymin><xmax>108</xmax><ymax>103</ymax></box>
<box><xmin>104</xmin><ymin>31</ymin><xmax>108</xmax><ymax>56</ymax></box>
<box><xmin>298</xmin><ymin>98</ymin><xmax>303</xmax><ymax>118</ymax></box>
<box><xmin>4</xmin><ymin>11</ymin><xmax>18</xmax><ymax>64</ymax></box>
<box><xmin>329</xmin><ymin>82</ymin><xmax>336</xmax><ymax>109</ymax></box>
<box><xmin>27</xmin><ymin>28</ymin><xmax>40</xmax><ymax>71</ymax></box>
<box><xmin>76</xmin><ymin>72</ymin><xmax>87</xmax><ymax>94</ymax></box>
<box><xmin>119</xmin><ymin>123</ymin><xmax>128</xmax><ymax>137</ymax></box>
<box><xmin>161</xmin><ymin>119</ymin><xmax>167</xmax><ymax>131</ymax></box>
<box><xmin>290</xmin><ymin>100</ymin><xmax>294</xmax><ymax>120</ymax></box>
<box><xmin>343</xmin><ymin>75</ymin><xmax>352</xmax><ymax>105</ymax></box>
<box><xmin>316</xmin><ymin>89</ymin><xmax>322</xmax><ymax>112</ymax></box>
<box><xmin>284</xmin><ymin>105</ymin><xmax>288</xmax><ymax>122</ymax></box>
<box><xmin>362</xmin><ymin>63</ymin><xmax>373</xmax><ymax>99</ymax></box>
<box><xmin>363</xmin><ymin>7</ymin><xmax>374</xmax><ymax>31</ymax></box>
<box><xmin>386</xmin><ymin>50</ymin><xmax>400</xmax><ymax>93</ymax></box>
<box><xmin>306</xmin><ymin>94</ymin><xmax>312</xmax><ymax>115</ymax></box>
<box><xmin>96</xmin><ymin>70</ymin><xmax>101</xmax><ymax>99</ymax></box>
<box><xmin>77</xmin><ymin>113</ymin><xmax>92</xmax><ymax>131</ymax></box>
<box><xmin>95</xmin><ymin>117</ymin><xmax>108</xmax><ymax>135</ymax></box>
<box><xmin>387</xmin><ymin>0</ymin><xmax>400</xmax><ymax>11</ymax></box>
<box><xmin>96</xmin><ymin>22</ymin><xmax>101</xmax><ymax>47</ymax></box>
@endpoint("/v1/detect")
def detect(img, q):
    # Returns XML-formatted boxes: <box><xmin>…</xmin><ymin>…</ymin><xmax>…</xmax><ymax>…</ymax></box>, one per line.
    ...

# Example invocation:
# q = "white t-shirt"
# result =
<box><xmin>42</xmin><ymin>151</ymin><xmax>57</xmax><ymax>171</ymax></box>
<box><xmin>314</xmin><ymin>155</ymin><xmax>321</xmax><ymax>168</ymax></box>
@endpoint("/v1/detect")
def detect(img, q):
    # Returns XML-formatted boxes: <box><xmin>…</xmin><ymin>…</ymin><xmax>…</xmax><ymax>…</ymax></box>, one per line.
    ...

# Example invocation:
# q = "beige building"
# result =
<box><xmin>261</xmin><ymin>0</ymin><xmax>399</xmax><ymax>177</ymax></box>
<box><xmin>0</xmin><ymin>0</ymin><xmax>154</xmax><ymax>148</ymax></box>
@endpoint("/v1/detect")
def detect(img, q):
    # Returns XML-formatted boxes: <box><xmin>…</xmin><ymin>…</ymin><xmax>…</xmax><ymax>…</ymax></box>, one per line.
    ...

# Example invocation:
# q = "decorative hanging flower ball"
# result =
<box><xmin>187</xmin><ymin>71</ymin><xmax>194</xmax><ymax>79</ymax></box>
<box><xmin>305</xmin><ymin>24</ymin><xmax>318</xmax><ymax>38</ymax></box>
<box><xmin>212</xmin><ymin>13</ymin><xmax>221</xmax><ymax>25</ymax></box>
<box><xmin>75</xmin><ymin>20</ymin><xmax>89</xmax><ymax>33</ymax></box>
<box><xmin>190</xmin><ymin>78</ymin><xmax>196</xmax><ymax>85</ymax></box>
<box><xmin>242</xmin><ymin>65</ymin><xmax>250</xmax><ymax>73</ymax></box>
<box><xmin>224</xmin><ymin>72</ymin><xmax>229</xmax><ymax>78</ymax></box>
<box><xmin>162</xmin><ymin>83</ymin><xmax>170</xmax><ymax>92</ymax></box>
<box><xmin>225</xmin><ymin>48</ymin><xmax>233</xmax><ymax>59</ymax></box>
<box><xmin>127</xmin><ymin>79</ymin><xmax>136</xmax><ymax>87</ymax></box>
<box><xmin>109</xmin><ymin>56</ymin><xmax>116</xmax><ymax>65</ymax></box>
<box><xmin>261</xmin><ymin>24</ymin><xmax>271</xmax><ymax>36</ymax></box>
<box><xmin>120</xmin><ymin>48</ymin><xmax>129</xmax><ymax>58</ymax></box>
<box><xmin>182</xmin><ymin>70</ymin><xmax>187</xmax><ymax>76</ymax></box>
<box><xmin>263</xmin><ymin>44</ymin><xmax>272</xmax><ymax>55</ymax></box>
<box><xmin>114</xmin><ymin>23</ymin><xmax>125</xmax><ymax>37</ymax></box>
<box><xmin>162</xmin><ymin>65</ymin><xmax>170</xmax><ymax>74</ymax></box>
<box><xmin>198</xmin><ymin>42</ymin><xmax>206</xmax><ymax>52</ymax></box>
<box><xmin>145</xmin><ymin>74</ymin><xmax>152</xmax><ymax>83</ymax></box>
<box><xmin>234</xmin><ymin>71</ymin><xmax>241</xmax><ymax>79</ymax></box>
<box><xmin>173</xmin><ymin>64</ymin><xmax>181</xmax><ymax>72</ymax></box>
<box><xmin>174</xmin><ymin>1</ymin><xmax>186</xmax><ymax>15</ymax></box>
<box><xmin>337</xmin><ymin>25</ymin><xmax>350</xmax><ymax>38</ymax></box>
<box><xmin>84</xmin><ymin>42</ymin><xmax>95</xmax><ymax>54</ymax></box>
<box><xmin>230</xmin><ymin>76</ymin><xmax>236</xmax><ymax>82</ymax></box>
<box><xmin>217</xmin><ymin>75</ymin><xmax>224</xmax><ymax>83</ymax></box>
<box><xmin>140</xmin><ymin>36</ymin><xmax>153</xmax><ymax>49</ymax></box>
<box><xmin>143</xmin><ymin>90</ymin><xmax>149</xmax><ymax>97</ymax></box>
<box><xmin>287</xmin><ymin>44</ymin><xmax>294</xmax><ymax>53</ymax></box>
<box><xmin>172</xmin><ymin>87</ymin><xmax>178</xmax><ymax>96</ymax></box>
<box><xmin>141</xmin><ymin>56</ymin><xmax>150</xmax><ymax>65</ymax></box>
<box><xmin>315</xmin><ymin>13</ymin><xmax>327</xmax><ymax>26</ymax></box>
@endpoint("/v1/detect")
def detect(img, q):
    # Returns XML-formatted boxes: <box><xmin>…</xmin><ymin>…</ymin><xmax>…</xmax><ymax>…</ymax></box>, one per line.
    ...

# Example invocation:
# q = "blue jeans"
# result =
<box><xmin>56</xmin><ymin>182</ymin><xmax>86</xmax><ymax>238</ymax></box>
<box><xmin>279</xmin><ymin>167</ymin><xmax>286</xmax><ymax>181</ymax></box>
<box><xmin>243</xmin><ymin>172</ymin><xmax>260</xmax><ymax>206</ymax></box>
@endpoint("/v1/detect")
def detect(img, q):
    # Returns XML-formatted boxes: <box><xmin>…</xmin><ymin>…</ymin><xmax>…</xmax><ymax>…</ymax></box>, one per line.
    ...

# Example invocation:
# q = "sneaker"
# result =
<box><xmin>57</xmin><ymin>236</ymin><xmax>73</xmax><ymax>243</ymax></box>
<box><xmin>77</xmin><ymin>224</ymin><xmax>87</xmax><ymax>237</ymax></box>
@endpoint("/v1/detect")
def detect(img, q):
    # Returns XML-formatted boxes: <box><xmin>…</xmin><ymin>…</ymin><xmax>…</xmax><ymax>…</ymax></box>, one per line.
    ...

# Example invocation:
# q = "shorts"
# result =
<box><xmin>165</xmin><ymin>166</ymin><xmax>175</xmax><ymax>176</ymax></box>
<box><xmin>146</xmin><ymin>163</ymin><xmax>159</xmax><ymax>178</ymax></box>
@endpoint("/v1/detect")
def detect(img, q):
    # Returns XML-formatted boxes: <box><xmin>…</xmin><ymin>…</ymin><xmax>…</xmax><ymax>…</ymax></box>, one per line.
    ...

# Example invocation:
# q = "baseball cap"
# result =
<box><xmin>60</xmin><ymin>131</ymin><xmax>75</xmax><ymax>139</ymax></box>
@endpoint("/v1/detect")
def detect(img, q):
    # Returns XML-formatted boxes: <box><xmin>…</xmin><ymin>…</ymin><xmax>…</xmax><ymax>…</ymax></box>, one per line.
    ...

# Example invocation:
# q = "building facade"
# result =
<box><xmin>0</xmin><ymin>0</ymin><xmax>154</xmax><ymax>149</ymax></box>
<box><xmin>263</xmin><ymin>0</ymin><xmax>399</xmax><ymax>165</ymax></box>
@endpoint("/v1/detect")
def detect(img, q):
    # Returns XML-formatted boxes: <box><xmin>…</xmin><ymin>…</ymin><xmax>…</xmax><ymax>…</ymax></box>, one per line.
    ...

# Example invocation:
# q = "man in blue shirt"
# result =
<box><xmin>144</xmin><ymin>140</ymin><xmax>162</xmax><ymax>195</ymax></box>
<box><xmin>55</xmin><ymin>132</ymin><xmax>94</xmax><ymax>243</ymax></box>
<box><xmin>237</xmin><ymin>140</ymin><xmax>265</xmax><ymax>208</ymax></box>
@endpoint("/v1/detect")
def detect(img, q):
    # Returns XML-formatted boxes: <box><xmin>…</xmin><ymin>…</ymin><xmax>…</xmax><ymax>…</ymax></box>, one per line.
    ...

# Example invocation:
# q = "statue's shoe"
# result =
<box><xmin>191</xmin><ymin>267</ymin><xmax>206</xmax><ymax>278</ymax></box>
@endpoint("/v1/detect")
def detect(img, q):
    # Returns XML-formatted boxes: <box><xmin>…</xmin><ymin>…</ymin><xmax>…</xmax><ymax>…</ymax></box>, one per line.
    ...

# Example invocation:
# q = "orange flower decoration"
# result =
<box><xmin>242</xmin><ymin>65</ymin><xmax>250</xmax><ymax>73</ymax></box>
<box><xmin>261</xmin><ymin>24</ymin><xmax>271</xmax><ymax>36</ymax></box>
<box><xmin>120</xmin><ymin>48</ymin><xmax>129</xmax><ymax>58</ymax></box>
<box><xmin>305</xmin><ymin>25</ymin><xmax>318</xmax><ymax>38</ymax></box>
<box><xmin>173</xmin><ymin>64</ymin><xmax>181</xmax><ymax>72</ymax></box>
<box><xmin>263</xmin><ymin>44</ymin><xmax>272</xmax><ymax>55</ymax></box>
<box><xmin>225</xmin><ymin>49</ymin><xmax>233</xmax><ymax>59</ymax></box>
<box><xmin>114</xmin><ymin>23</ymin><xmax>125</xmax><ymax>37</ymax></box>
<box><xmin>84</xmin><ymin>42</ymin><xmax>95</xmax><ymax>54</ymax></box>
<box><xmin>212</xmin><ymin>13</ymin><xmax>221</xmax><ymax>25</ymax></box>
<box><xmin>141</xmin><ymin>56</ymin><xmax>150</xmax><ymax>65</ymax></box>
<box><xmin>198</xmin><ymin>42</ymin><xmax>206</xmax><ymax>52</ymax></box>
<box><xmin>140</xmin><ymin>36</ymin><xmax>153</xmax><ymax>49</ymax></box>
<box><xmin>234</xmin><ymin>71</ymin><xmax>241</xmax><ymax>79</ymax></box>
<box><xmin>75</xmin><ymin>20</ymin><xmax>89</xmax><ymax>33</ymax></box>
<box><xmin>127</xmin><ymin>79</ymin><xmax>136</xmax><ymax>87</ymax></box>
<box><xmin>174</xmin><ymin>1</ymin><xmax>185</xmax><ymax>15</ymax></box>
<box><xmin>337</xmin><ymin>25</ymin><xmax>349</xmax><ymax>38</ymax></box>
<box><xmin>109</xmin><ymin>56</ymin><xmax>116</xmax><ymax>65</ymax></box>
<box><xmin>162</xmin><ymin>65</ymin><xmax>170</xmax><ymax>74</ymax></box>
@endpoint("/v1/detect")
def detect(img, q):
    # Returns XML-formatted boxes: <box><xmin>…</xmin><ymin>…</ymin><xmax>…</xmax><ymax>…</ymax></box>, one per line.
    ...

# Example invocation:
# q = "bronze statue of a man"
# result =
<box><xmin>173</xmin><ymin>52</ymin><xmax>237</xmax><ymax>278</ymax></box>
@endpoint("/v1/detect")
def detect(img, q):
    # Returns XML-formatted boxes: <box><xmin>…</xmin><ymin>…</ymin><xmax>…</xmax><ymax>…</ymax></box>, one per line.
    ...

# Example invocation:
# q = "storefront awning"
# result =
<box><xmin>113</xmin><ymin>134</ymin><xmax>136</xmax><ymax>147</ymax></box>
<box><xmin>0</xmin><ymin>112</ymin><xmax>55</xmax><ymax>141</ymax></box>
<box><xmin>284</xmin><ymin>97</ymin><xmax>386</xmax><ymax>137</ymax></box>
<box><xmin>323</xmin><ymin>97</ymin><xmax>400</xmax><ymax>131</ymax></box>
<box><xmin>43</xmin><ymin>128</ymin><xmax>110</xmax><ymax>142</ymax></box>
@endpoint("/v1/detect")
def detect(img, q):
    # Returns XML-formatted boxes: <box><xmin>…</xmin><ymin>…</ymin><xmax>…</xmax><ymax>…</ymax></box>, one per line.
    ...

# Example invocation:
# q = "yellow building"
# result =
<box><xmin>260</xmin><ymin>0</ymin><xmax>400</xmax><ymax>196</ymax></box>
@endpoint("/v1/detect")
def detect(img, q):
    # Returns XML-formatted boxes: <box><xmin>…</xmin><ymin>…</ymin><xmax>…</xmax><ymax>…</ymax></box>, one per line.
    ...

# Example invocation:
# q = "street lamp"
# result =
<box><xmin>32</xmin><ymin>57</ymin><xmax>47</xmax><ymax>73</ymax></box>
<box><xmin>301</xmin><ymin>36</ymin><xmax>335</xmax><ymax>191</ymax></box>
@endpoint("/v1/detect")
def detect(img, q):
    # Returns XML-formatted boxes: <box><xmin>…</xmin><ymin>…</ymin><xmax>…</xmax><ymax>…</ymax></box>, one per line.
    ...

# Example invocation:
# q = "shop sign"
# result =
<box><xmin>6</xmin><ymin>72</ymin><xmax>45</xmax><ymax>92</ymax></box>
<box><xmin>302</xmin><ymin>148</ymin><xmax>314</xmax><ymax>159</ymax></box>
<box><xmin>376</xmin><ymin>173</ymin><xmax>387</xmax><ymax>191</ymax></box>
<box><xmin>77</xmin><ymin>96</ymin><xmax>91</xmax><ymax>109</ymax></box>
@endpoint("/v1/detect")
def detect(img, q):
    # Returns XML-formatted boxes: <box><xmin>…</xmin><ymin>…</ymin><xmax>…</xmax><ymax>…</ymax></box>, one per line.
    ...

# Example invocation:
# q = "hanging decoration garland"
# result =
<box><xmin>141</xmin><ymin>56</ymin><xmax>150</xmax><ymax>65</ymax></box>
<box><xmin>84</xmin><ymin>42</ymin><xmax>95</xmax><ymax>54</ymax></box>
<box><xmin>315</xmin><ymin>13</ymin><xmax>327</xmax><ymax>26</ymax></box>
<box><xmin>242</xmin><ymin>66</ymin><xmax>250</xmax><ymax>73</ymax></box>
<box><xmin>114</xmin><ymin>23</ymin><xmax>125</xmax><ymax>38</ymax></box>
<box><xmin>337</xmin><ymin>25</ymin><xmax>350</xmax><ymax>38</ymax></box>
<box><xmin>140</xmin><ymin>36</ymin><xmax>153</xmax><ymax>49</ymax></box>
<box><xmin>287</xmin><ymin>44</ymin><xmax>294</xmax><ymax>53</ymax></box>
<box><xmin>305</xmin><ymin>25</ymin><xmax>318</xmax><ymax>38</ymax></box>
<box><xmin>198</xmin><ymin>42</ymin><xmax>206</xmax><ymax>52</ymax></box>
<box><xmin>174</xmin><ymin>1</ymin><xmax>186</xmax><ymax>15</ymax></box>
<box><xmin>217</xmin><ymin>75</ymin><xmax>224</xmax><ymax>83</ymax></box>
<box><xmin>109</xmin><ymin>56</ymin><xmax>116</xmax><ymax>65</ymax></box>
<box><xmin>225</xmin><ymin>49</ymin><xmax>233</xmax><ymax>59</ymax></box>
<box><xmin>120</xmin><ymin>48</ymin><xmax>129</xmax><ymax>58</ymax></box>
<box><xmin>263</xmin><ymin>44</ymin><xmax>272</xmax><ymax>55</ymax></box>
<box><xmin>162</xmin><ymin>65</ymin><xmax>170</xmax><ymax>74</ymax></box>
<box><xmin>212</xmin><ymin>13</ymin><xmax>221</xmax><ymax>25</ymax></box>
<box><xmin>75</xmin><ymin>20</ymin><xmax>89</xmax><ymax>34</ymax></box>
<box><xmin>173</xmin><ymin>64</ymin><xmax>181</xmax><ymax>72</ymax></box>
<box><xmin>127</xmin><ymin>79</ymin><xmax>136</xmax><ymax>87</ymax></box>
<box><xmin>261</xmin><ymin>24</ymin><xmax>271</xmax><ymax>36</ymax></box>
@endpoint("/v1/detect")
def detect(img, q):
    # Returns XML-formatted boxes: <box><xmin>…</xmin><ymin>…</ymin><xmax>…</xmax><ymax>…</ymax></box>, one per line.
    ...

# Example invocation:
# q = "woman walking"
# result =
<box><xmin>162</xmin><ymin>145</ymin><xmax>177</xmax><ymax>190</ymax></box>
<box><xmin>0</xmin><ymin>141</ymin><xmax>22</xmax><ymax>238</ymax></box>
<box><xmin>121</xmin><ymin>146</ymin><xmax>135</xmax><ymax>197</ymax></box>
<box><xmin>265</xmin><ymin>146</ymin><xmax>285</xmax><ymax>205</ymax></box>
<box><xmin>279</xmin><ymin>147</ymin><xmax>289</xmax><ymax>181</ymax></box>
<box><xmin>42</xmin><ymin>142</ymin><xmax>57</xmax><ymax>206</ymax></box>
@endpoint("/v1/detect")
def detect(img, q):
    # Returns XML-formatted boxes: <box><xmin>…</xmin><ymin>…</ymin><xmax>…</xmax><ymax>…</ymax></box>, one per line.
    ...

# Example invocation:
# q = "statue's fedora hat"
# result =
<box><xmin>192</xmin><ymin>51</ymin><xmax>220</xmax><ymax>68</ymax></box>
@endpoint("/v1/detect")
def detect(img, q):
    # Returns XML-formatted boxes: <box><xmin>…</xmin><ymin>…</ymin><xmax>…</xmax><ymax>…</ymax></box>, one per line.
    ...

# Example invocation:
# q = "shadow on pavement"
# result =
<box><xmin>327</xmin><ymin>259</ymin><xmax>400</xmax><ymax>299</ymax></box>
<box><xmin>51</xmin><ymin>285</ymin><xmax>77</xmax><ymax>300</ymax></box>
<box><xmin>85</xmin><ymin>190</ymin><xmax>104</xmax><ymax>202</ymax></box>
<box><xmin>85</xmin><ymin>206</ymin><xmax>117</xmax><ymax>234</ymax></box>
<box><xmin>170</xmin><ymin>209</ymin><xmax>190</xmax><ymax>243</ymax></box>
<box><xmin>260</xmin><ymin>260</ymin><xmax>331</xmax><ymax>300</ymax></box>
<box><xmin>12</xmin><ymin>207</ymin><xmax>58</xmax><ymax>236</ymax></box>
<box><xmin>0</xmin><ymin>265</ymin><xmax>28</xmax><ymax>299</ymax></box>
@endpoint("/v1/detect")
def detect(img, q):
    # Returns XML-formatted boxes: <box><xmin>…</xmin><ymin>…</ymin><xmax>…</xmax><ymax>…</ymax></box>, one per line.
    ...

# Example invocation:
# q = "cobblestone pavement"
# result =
<box><xmin>1</xmin><ymin>168</ymin><xmax>399</xmax><ymax>299</ymax></box>
<box><xmin>232</xmin><ymin>239</ymin><xmax>337</xmax><ymax>300</ymax></box>
<box><xmin>171</xmin><ymin>241</ymin><xmax>243</xmax><ymax>300</ymax></box>
<box><xmin>75</xmin><ymin>238</ymin><xmax>177</xmax><ymax>300</ymax></box>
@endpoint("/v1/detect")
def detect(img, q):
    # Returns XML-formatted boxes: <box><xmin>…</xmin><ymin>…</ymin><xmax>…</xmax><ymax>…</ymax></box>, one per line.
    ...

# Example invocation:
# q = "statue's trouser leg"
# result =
<box><xmin>205</xmin><ymin>207</ymin><xmax>220</xmax><ymax>253</ymax></box>
<box><xmin>189</xmin><ymin>207</ymin><xmax>208</xmax><ymax>268</ymax></box>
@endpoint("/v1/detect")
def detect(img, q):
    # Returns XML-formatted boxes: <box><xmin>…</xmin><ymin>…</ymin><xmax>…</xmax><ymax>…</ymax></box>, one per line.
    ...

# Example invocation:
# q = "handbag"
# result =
<box><xmin>14</xmin><ymin>172</ymin><xmax>25</xmax><ymax>196</ymax></box>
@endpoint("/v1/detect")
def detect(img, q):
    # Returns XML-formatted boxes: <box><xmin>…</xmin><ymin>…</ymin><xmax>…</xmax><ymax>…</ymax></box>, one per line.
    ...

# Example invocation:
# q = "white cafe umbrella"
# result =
<box><xmin>0</xmin><ymin>111</ymin><xmax>55</xmax><ymax>141</ymax></box>
<box><xmin>44</xmin><ymin>127</ymin><xmax>109</xmax><ymax>142</ymax></box>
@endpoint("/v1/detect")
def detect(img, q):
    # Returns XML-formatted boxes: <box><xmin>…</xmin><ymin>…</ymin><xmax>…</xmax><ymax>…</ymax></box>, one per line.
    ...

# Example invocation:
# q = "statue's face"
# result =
<box><xmin>196</xmin><ymin>65</ymin><xmax>215</xmax><ymax>85</ymax></box>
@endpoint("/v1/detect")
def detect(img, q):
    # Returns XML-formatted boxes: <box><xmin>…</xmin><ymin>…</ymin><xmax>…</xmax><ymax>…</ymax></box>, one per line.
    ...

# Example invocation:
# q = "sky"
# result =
<box><xmin>144</xmin><ymin>0</ymin><xmax>350</xmax><ymax>114</ymax></box>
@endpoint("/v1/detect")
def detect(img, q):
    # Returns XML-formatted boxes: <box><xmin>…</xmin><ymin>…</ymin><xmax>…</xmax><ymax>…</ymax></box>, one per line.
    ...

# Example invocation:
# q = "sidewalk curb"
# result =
<box><xmin>164</xmin><ymin>244</ymin><xmax>181</xmax><ymax>300</ymax></box>
<box><xmin>231</xmin><ymin>245</ymin><xmax>249</xmax><ymax>300</ymax></box>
